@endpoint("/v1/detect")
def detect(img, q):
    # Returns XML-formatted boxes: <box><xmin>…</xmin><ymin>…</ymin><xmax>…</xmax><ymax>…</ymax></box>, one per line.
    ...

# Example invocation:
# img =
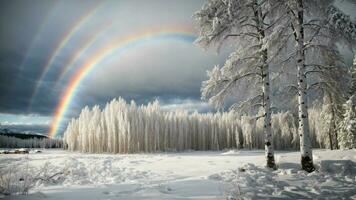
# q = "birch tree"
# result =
<box><xmin>288</xmin><ymin>0</ymin><xmax>316</xmax><ymax>172</ymax></box>
<box><xmin>194</xmin><ymin>0</ymin><xmax>285</xmax><ymax>169</ymax></box>
<box><xmin>279</xmin><ymin>0</ymin><xmax>355</xmax><ymax>171</ymax></box>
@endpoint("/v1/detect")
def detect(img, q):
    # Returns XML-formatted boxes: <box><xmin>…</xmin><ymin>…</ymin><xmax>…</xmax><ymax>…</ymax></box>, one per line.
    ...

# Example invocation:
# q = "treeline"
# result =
<box><xmin>63</xmin><ymin>98</ymin><xmax>338</xmax><ymax>153</ymax></box>
<box><xmin>0</xmin><ymin>135</ymin><xmax>63</xmax><ymax>148</ymax></box>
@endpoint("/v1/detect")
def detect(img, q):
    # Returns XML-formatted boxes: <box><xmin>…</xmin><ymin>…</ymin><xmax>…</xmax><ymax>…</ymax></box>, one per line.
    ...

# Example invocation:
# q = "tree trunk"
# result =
<box><xmin>334</xmin><ymin>119</ymin><xmax>339</xmax><ymax>149</ymax></box>
<box><xmin>329</xmin><ymin>99</ymin><xmax>335</xmax><ymax>150</ymax></box>
<box><xmin>262</xmin><ymin>54</ymin><xmax>276</xmax><ymax>169</ymax></box>
<box><xmin>328</xmin><ymin>125</ymin><xmax>334</xmax><ymax>150</ymax></box>
<box><xmin>331</xmin><ymin>103</ymin><xmax>339</xmax><ymax>150</ymax></box>
<box><xmin>295</xmin><ymin>0</ymin><xmax>315</xmax><ymax>172</ymax></box>
<box><xmin>256</xmin><ymin>1</ymin><xmax>276</xmax><ymax>169</ymax></box>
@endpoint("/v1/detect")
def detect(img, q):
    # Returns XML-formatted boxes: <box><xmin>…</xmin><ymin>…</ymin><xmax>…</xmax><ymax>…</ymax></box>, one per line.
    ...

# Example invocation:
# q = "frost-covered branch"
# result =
<box><xmin>230</xmin><ymin>94</ymin><xmax>263</xmax><ymax>114</ymax></box>
<box><xmin>326</xmin><ymin>5</ymin><xmax>356</xmax><ymax>45</ymax></box>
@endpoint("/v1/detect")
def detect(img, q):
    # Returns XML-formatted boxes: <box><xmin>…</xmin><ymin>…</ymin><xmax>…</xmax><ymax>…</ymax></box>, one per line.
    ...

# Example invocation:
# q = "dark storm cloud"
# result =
<box><xmin>0</xmin><ymin>0</ymin><xmax>55</xmax><ymax>115</ymax></box>
<box><xmin>1</xmin><ymin>0</ymin><xmax>353</xmax><ymax>136</ymax></box>
<box><xmin>0</xmin><ymin>0</ymin><xmax>54</xmax><ymax>52</ymax></box>
<box><xmin>0</xmin><ymin>0</ymin><xmax>213</xmax><ymax>118</ymax></box>
<box><xmin>0</xmin><ymin>49</ymin><xmax>60</xmax><ymax>115</ymax></box>
<box><xmin>0</xmin><ymin>0</ymin><xmax>221</xmax><ymax>135</ymax></box>
<box><xmin>0</xmin><ymin>0</ymin><xmax>101</xmax><ymax>116</ymax></box>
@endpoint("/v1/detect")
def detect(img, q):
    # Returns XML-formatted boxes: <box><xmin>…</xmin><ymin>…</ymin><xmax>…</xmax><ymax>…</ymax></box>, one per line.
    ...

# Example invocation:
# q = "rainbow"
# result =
<box><xmin>19</xmin><ymin>1</ymin><xmax>60</xmax><ymax>73</ymax></box>
<box><xmin>49</xmin><ymin>28</ymin><xmax>196</xmax><ymax>138</ymax></box>
<box><xmin>54</xmin><ymin>22</ymin><xmax>112</xmax><ymax>86</ymax></box>
<box><xmin>29</xmin><ymin>2</ymin><xmax>103</xmax><ymax>109</ymax></box>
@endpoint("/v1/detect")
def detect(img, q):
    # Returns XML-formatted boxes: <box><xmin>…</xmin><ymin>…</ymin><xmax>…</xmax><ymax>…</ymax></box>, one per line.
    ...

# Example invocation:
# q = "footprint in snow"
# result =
<box><xmin>115</xmin><ymin>185</ymin><xmax>145</xmax><ymax>196</ymax></box>
<box><xmin>102</xmin><ymin>191</ymin><xmax>113</xmax><ymax>195</ymax></box>
<box><xmin>158</xmin><ymin>185</ymin><xmax>174</xmax><ymax>194</ymax></box>
<box><xmin>208</xmin><ymin>160</ymin><xmax>216</xmax><ymax>165</ymax></box>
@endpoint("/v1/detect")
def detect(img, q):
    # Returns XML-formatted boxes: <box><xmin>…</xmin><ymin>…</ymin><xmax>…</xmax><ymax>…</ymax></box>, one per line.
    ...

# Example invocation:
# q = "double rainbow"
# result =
<box><xmin>48</xmin><ymin>28</ymin><xmax>196</xmax><ymax>138</ymax></box>
<box><xmin>54</xmin><ymin>22</ymin><xmax>113</xmax><ymax>86</ymax></box>
<box><xmin>29</xmin><ymin>2</ymin><xmax>103</xmax><ymax>109</ymax></box>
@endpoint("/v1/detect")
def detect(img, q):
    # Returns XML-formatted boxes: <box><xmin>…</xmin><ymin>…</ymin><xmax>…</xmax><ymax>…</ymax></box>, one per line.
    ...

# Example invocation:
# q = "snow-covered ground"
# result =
<box><xmin>0</xmin><ymin>149</ymin><xmax>355</xmax><ymax>199</ymax></box>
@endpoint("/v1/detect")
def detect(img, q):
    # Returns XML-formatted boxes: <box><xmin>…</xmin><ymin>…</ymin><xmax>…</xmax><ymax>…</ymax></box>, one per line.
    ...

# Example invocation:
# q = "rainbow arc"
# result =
<box><xmin>48</xmin><ymin>28</ymin><xmax>197</xmax><ymax>138</ymax></box>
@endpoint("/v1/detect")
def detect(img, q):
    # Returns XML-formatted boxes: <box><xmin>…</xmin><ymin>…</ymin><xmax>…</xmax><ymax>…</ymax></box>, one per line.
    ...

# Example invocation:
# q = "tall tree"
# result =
<box><xmin>349</xmin><ymin>55</ymin><xmax>356</xmax><ymax>96</ymax></box>
<box><xmin>337</xmin><ymin>56</ymin><xmax>356</xmax><ymax>149</ymax></box>
<box><xmin>338</xmin><ymin>95</ymin><xmax>356</xmax><ymax>149</ymax></box>
<box><xmin>278</xmin><ymin>0</ymin><xmax>354</xmax><ymax>171</ymax></box>
<box><xmin>289</xmin><ymin>0</ymin><xmax>315</xmax><ymax>172</ymax></box>
<box><xmin>194</xmin><ymin>0</ymin><xmax>289</xmax><ymax>169</ymax></box>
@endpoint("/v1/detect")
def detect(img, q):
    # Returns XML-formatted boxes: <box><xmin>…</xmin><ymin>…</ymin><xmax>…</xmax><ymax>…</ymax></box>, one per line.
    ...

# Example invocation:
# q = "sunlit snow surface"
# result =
<box><xmin>1</xmin><ymin>149</ymin><xmax>355</xmax><ymax>199</ymax></box>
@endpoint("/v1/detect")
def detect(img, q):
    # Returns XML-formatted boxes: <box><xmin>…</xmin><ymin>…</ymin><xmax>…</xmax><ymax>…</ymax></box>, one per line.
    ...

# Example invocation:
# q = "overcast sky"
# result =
<box><xmin>0</xmin><ymin>0</ymin><xmax>229</xmax><ymax>135</ymax></box>
<box><xmin>0</xmin><ymin>0</ymin><xmax>355</xmax><ymax>136</ymax></box>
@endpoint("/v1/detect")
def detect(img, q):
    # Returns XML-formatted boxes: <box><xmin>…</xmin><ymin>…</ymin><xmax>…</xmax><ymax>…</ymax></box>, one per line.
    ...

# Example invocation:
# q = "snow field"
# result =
<box><xmin>0</xmin><ymin>149</ymin><xmax>355</xmax><ymax>199</ymax></box>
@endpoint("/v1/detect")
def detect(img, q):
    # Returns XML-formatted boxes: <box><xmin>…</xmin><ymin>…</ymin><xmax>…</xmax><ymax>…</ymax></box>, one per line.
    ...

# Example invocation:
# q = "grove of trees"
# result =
<box><xmin>63</xmin><ymin>97</ymin><xmax>348</xmax><ymax>154</ymax></box>
<box><xmin>61</xmin><ymin>0</ymin><xmax>356</xmax><ymax>173</ymax></box>
<box><xmin>0</xmin><ymin>135</ymin><xmax>63</xmax><ymax>149</ymax></box>
<box><xmin>195</xmin><ymin>0</ymin><xmax>355</xmax><ymax>171</ymax></box>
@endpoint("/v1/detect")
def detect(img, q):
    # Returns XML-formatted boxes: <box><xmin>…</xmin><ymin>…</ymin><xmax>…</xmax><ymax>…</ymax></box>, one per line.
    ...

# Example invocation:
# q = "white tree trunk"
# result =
<box><xmin>262</xmin><ymin>56</ymin><xmax>276</xmax><ymax>169</ymax></box>
<box><xmin>295</xmin><ymin>0</ymin><xmax>314</xmax><ymax>172</ymax></box>
<box><xmin>257</xmin><ymin>1</ymin><xmax>276</xmax><ymax>169</ymax></box>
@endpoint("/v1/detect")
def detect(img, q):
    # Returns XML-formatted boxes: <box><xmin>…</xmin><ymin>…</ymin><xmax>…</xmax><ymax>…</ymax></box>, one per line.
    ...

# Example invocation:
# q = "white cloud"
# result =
<box><xmin>0</xmin><ymin>113</ymin><xmax>51</xmax><ymax>126</ymax></box>
<box><xmin>161</xmin><ymin>99</ymin><xmax>214</xmax><ymax>113</ymax></box>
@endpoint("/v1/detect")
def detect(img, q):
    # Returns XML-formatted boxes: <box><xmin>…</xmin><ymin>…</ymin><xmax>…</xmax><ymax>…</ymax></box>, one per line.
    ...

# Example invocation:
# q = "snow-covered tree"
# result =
<box><xmin>303</xmin><ymin>2</ymin><xmax>356</xmax><ymax>151</ymax></box>
<box><xmin>195</xmin><ymin>0</ymin><xmax>285</xmax><ymax>169</ymax></box>
<box><xmin>326</xmin><ymin>5</ymin><xmax>356</xmax><ymax>47</ymax></box>
<box><xmin>62</xmin><ymin>97</ymin><xmax>337</xmax><ymax>153</ymax></box>
<box><xmin>338</xmin><ymin>95</ymin><xmax>356</xmax><ymax>149</ymax></box>
<box><xmin>63</xmin><ymin>97</ymin><xmax>242</xmax><ymax>153</ymax></box>
<box><xmin>272</xmin><ymin>0</ymin><xmax>354</xmax><ymax>172</ymax></box>
<box><xmin>284</xmin><ymin>0</ymin><xmax>315</xmax><ymax>172</ymax></box>
<box><xmin>336</xmin><ymin>57</ymin><xmax>356</xmax><ymax>149</ymax></box>
<box><xmin>349</xmin><ymin>55</ymin><xmax>356</xmax><ymax>96</ymax></box>
<box><xmin>0</xmin><ymin>135</ymin><xmax>63</xmax><ymax>148</ymax></box>
<box><xmin>308</xmin><ymin>102</ymin><xmax>340</xmax><ymax>149</ymax></box>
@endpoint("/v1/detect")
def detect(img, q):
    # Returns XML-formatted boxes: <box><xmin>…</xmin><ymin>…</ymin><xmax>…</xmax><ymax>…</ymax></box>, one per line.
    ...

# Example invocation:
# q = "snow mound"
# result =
<box><xmin>211</xmin><ymin>161</ymin><xmax>356</xmax><ymax>199</ymax></box>
<box><xmin>319</xmin><ymin>160</ymin><xmax>356</xmax><ymax>176</ymax></box>
<box><xmin>62</xmin><ymin>156</ymin><xmax>152</xmax><ymax>185</ymax></box>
